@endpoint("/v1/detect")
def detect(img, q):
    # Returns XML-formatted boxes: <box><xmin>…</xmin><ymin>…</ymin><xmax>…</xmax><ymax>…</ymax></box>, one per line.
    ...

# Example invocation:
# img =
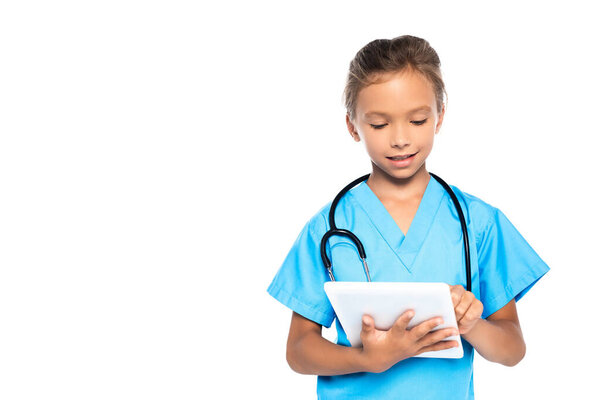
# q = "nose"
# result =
<box><xmin>390</xmin><ymin>124</ymin><xmax>410</xmax><ymax>148</ymax></box>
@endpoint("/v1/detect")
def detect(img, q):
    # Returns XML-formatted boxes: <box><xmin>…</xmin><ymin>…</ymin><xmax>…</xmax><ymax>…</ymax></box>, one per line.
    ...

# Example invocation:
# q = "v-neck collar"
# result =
<box><xmin>349</xmin><ymin>174</ymin><xmax>446</xmax><ymax>272</ymax></box>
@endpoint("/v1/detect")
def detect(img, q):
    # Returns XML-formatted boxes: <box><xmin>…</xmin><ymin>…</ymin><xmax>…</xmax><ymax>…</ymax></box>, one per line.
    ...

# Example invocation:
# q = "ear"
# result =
<box><xmin>346</xmin><ymin>113</ymin><xmax>360</xmax><ymax>142</ymax></box>
<box><xmin>434</xmin><ymin>104</ymin><xmax>446</xmax><ymax>135</ymax></box>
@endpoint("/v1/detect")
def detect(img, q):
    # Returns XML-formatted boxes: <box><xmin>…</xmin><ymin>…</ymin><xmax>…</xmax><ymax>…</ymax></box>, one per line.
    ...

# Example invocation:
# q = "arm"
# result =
<box><xmin>286</xmin><ymin>312</ymin><xmax>367</xmax><ymax>376</ymax></box>
<box><xmin>461</xmin><ymin>299</ymin><xmax>526</xmax><ymax>367</ymax></box>
<box><xmin>286</xmin><ymin>310</ymin><xmax>460</xmax><ymax>375</ymax></box>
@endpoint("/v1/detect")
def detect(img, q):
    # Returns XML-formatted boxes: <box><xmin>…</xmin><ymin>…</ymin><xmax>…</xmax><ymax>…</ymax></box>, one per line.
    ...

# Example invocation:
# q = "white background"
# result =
<box><xmin>1</xmin><ymin>1</ymin><xmax>598</xmax><ymax>399</ymax></box>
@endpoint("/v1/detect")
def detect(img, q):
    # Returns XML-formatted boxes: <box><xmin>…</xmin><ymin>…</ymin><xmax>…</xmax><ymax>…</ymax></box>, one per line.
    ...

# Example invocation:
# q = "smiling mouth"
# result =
<box><xmin>387</xmin><ymin>153</ymin><xmax>416</xmax><ymax>161</ymax></box>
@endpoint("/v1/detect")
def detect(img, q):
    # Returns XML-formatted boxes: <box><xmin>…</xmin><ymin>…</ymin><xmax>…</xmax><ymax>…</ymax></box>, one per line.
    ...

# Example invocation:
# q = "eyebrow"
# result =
<box><xmin>364</xmin><ymin>105</ymin><xmax>432</xmax><ymax>117</ymax></box>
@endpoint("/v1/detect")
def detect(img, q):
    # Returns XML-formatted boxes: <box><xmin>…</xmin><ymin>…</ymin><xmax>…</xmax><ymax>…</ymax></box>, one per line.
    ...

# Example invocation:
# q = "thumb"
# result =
<box><xmin>362</xmin><ymin>315</ymin><xmax>374</xmax><ymax>334</ymax></box>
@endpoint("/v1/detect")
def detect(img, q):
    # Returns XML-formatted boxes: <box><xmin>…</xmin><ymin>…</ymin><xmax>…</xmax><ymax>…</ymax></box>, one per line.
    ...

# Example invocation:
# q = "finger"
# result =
<box><xmin>390</xmin><ymin>309</ymin><xmax>415</xmax><ymax>335</ymax></box>
<box><xmin>471</xmin><ymin>300</ymin><xmax>484</xmax><ymax>320</ymax></box>
<box><xmin>360</xmin><ymin>315</ymin><xmax>376</xmax><ymax>342</ymax></box>
<box><xmin>455</xmin><ymin>292</ymin><xmax>475</xmax><ymax>322</ymax></box>
<box><xmin>417</xmin><ymin>327</ymin><xmax>458</xmax><ymax>348</ymax></box>
<box><xmin>361</xmin><ymin>314</ymin><xmax>375</xmax><ymax>335</ymax></box>
<box><xmin>409</xmin><ymin>316</ymin><xmax>444</xmax><ymax>340</ymax></box>
<box><xmin>457</xmin><ymin>301</ymin><xmax>475</xmax><ymax>325</ymax></box>
<box><xmin>457</xmin><ymin>302</ymin><xmax>483</xmax><ymax>333</ymax></box>
<box><xmin>415</xmin><ymin>339</ymin><xmax>460</xmax><ymax>356</ymax></box>
<box><xmin>450</xmin><ymin>285</ymin><xmax>465</xmax><ymax>307</ymax></box>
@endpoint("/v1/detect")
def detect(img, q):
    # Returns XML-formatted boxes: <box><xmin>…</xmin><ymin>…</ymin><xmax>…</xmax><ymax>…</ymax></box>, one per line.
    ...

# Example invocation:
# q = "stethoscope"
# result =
<box><xmin>320</xmin><ymin>172</ymin><xmax>472</xmax><ymax>292</ymax></box>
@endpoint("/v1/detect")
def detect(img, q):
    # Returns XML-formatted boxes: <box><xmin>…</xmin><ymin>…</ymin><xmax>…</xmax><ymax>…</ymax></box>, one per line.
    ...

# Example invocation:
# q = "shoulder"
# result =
<box><xmin>308</xmin><ymin>183</ymin><xmax>365</xmax><ymax>235</ymax></box>
<box><xmin>445</xmin><ymin>183</ymin><xmax>499</xmax><ymax>242</ymax></box>
<box><xmin>297</xmin><ymin>182</ymin><xmax>366</xmax><ymax>239</ymax></box>
<box><xmin>303</xmin><ymin>201</ymin><xmax>333</xmax><ymax>237</ymax></box>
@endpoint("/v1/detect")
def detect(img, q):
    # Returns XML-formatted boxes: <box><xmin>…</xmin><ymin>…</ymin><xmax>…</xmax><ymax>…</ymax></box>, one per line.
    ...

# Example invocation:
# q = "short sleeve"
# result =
<box><xmin>266</xmin><ymin>214</ymin><xmax>335</xmax><ymax>327</ymax></box>
<box><xmin>477</xmin><ymin>207</ymin><xmax>550</xmax><ymax>319</ymax></box>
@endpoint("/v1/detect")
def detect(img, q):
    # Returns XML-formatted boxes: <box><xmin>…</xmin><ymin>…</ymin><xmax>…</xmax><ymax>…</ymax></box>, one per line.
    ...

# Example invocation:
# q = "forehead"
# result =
<box><xmin>356</xmin><ymin>70</ymin><xmax>436</xmax><ymax>116</ymax></box>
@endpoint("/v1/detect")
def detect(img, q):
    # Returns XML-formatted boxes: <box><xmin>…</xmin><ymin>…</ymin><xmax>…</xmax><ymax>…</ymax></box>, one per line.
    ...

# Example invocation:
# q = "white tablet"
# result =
<box><xmin>324</xmin><ymin>281</ymin><xmax>463</xmax><ymax>359</ymax></box>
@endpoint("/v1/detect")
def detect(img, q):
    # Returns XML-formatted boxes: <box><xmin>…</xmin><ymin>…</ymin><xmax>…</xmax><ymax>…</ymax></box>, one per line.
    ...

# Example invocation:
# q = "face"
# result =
<box><xmin>346</xmin><ymin>68</ymin><xmax>445</xmax><ymax>183</ymax></box>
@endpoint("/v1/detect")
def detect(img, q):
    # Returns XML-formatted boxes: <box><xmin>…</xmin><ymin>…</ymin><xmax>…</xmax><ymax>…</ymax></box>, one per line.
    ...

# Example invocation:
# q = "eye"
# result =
<box><xmin>411</xmin><ymin>119</ymin><xmax>428</xmax><ymax>126</ymax></box>
<box><xmin>370</xmin><ymin>123</ymin><xmax>388</xmax><ymax>130</ymax></box>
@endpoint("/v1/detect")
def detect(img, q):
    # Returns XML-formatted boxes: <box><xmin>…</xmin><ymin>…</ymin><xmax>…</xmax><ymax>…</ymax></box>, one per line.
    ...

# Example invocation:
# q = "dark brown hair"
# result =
<box><xmin>343</xmin><ymin>35</ymin><xmax>447</xmax><ymax>121</ymax></box>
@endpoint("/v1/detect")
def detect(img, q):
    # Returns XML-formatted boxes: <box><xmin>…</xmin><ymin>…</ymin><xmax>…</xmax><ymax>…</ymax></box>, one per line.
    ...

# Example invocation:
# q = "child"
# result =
<box><xmin>266</xmin><ymin>35</ymin><xmax>550</xmax><ymax>399</ymax></box>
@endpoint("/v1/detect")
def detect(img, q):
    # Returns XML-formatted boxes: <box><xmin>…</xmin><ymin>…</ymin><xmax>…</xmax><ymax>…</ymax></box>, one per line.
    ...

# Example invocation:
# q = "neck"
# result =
<box><xmin>366</xmin><ymin>163</ymin><xmax>430</xmax><ymax>202</ymax></box>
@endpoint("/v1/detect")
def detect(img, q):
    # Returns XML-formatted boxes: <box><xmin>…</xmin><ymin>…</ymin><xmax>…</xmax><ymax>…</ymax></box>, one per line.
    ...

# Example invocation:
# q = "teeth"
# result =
<box><xmin>392</xmin><ymin>155</ymin><xmax>411</xmax><ymax>160</ymax></box>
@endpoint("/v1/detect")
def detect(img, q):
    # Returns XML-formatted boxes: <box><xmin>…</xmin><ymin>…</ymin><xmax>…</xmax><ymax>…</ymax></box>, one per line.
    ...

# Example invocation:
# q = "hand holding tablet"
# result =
<box><xmin>323</xmin><ymin>282</ymin><xmax>464</xmax><ymax>359</ymax></box>
<box><xmin>359</xmin><ymin>310</ymin><xmax>460</xmax><ymax>372</ymax></box>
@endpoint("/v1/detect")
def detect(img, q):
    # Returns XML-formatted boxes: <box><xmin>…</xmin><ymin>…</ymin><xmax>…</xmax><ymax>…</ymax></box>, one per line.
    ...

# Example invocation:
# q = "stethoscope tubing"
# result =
<box><xmin>320</xmin><ymin>172</ymin><xmax>472</xmax><ymax>292</ymax></box>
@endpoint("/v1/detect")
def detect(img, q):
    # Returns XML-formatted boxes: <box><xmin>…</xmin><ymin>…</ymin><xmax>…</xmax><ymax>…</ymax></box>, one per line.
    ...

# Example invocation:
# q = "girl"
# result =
<box><xmin>266</xmin><ymin>35</ymin><xmax>550</xmax><ymax>399</ymax></box>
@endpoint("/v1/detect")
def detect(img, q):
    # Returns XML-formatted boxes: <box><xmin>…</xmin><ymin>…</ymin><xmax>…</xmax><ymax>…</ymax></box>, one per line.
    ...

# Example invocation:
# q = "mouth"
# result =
<box><xmin>387</xmin><ymin>152</ymin><xmax>417</xmax><ymax>161</ymax></box>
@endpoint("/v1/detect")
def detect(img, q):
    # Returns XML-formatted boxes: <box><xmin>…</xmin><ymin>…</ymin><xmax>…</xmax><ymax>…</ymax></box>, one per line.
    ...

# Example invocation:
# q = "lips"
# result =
<box><xmin>387</xmin><ymin>153</ymin><xmax>416</xmax><ymax>161</ymax></box>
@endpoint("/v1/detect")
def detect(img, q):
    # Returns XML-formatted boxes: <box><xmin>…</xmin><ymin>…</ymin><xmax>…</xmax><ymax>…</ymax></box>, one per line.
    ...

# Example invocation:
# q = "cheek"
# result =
<box><xmin>361</xmin><ymin>136</ymin><xmax>382</xmax><ymax>154</ymax></box>
<box><xmin>417</xmin><ymin>133</ymin><xmax>435</xmax><ymax>152</ymax></box>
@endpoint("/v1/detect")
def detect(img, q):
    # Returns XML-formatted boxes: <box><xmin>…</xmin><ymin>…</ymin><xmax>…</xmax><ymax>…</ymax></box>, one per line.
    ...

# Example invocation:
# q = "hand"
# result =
<box><xmin>448</xmin><ymin>284</ymin><xmax>484</xmax><ymax>335</ymax></box>
<box><xmin>359</xmin><ymin>311</ymin><xmax>459</xmax><ymax>373</ymax></box>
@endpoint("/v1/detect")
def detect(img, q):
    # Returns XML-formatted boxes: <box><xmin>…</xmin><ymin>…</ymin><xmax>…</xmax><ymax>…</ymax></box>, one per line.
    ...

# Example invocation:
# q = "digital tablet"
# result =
<box><xmin>323</xmin><ymin>281</ymin><xmax>463</xmax><ymax>359</ymax></box>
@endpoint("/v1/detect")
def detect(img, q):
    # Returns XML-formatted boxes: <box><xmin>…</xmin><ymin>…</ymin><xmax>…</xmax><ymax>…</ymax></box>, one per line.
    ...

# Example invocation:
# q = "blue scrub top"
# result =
<box><xmin>267</xmin><ymin>175</ymin><xmax>550</xmax><ymax>400</ymax></box>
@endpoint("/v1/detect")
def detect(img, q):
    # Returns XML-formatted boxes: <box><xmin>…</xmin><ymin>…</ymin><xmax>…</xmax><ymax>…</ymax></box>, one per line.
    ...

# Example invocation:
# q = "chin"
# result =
<box><xmin>385</xmin><ymin>169</ymin><xmax>418</xmax><ymax>180</ymax></box>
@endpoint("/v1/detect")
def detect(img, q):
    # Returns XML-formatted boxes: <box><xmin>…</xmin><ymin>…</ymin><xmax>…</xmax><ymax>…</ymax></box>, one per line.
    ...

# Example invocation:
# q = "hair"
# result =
<box><xmin>343</xmin><ymin>35</ymin><xmax>447</xmax><ymax>122</ymax></box>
